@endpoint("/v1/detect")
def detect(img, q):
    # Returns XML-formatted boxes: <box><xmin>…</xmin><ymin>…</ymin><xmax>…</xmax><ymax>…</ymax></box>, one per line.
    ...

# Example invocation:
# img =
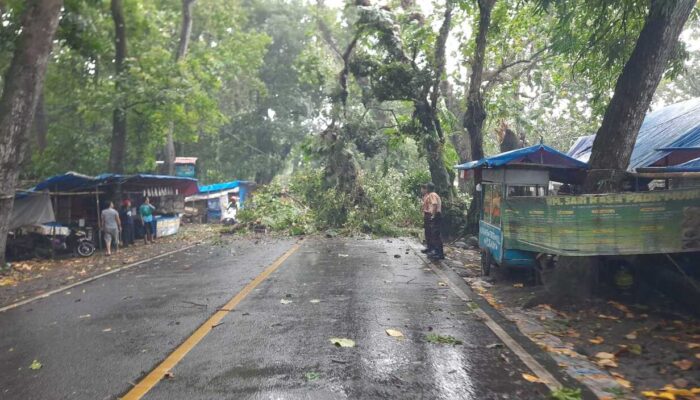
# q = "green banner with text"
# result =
<box><xmin>502</xmin><ymin>188</ymin><xmax>700</xmax><ymax>256</ymax></box>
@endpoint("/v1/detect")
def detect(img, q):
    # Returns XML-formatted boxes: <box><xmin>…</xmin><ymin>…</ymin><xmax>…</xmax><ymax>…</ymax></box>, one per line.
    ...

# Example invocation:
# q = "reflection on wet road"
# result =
<box><xmin>0</xmin><ymin>238</ymin><xmax>550</xmax><ymax>399</ymax></box>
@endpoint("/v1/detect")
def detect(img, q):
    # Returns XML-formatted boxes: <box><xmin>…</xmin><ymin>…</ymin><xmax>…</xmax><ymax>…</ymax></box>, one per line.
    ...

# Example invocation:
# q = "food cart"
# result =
<box><xmin>456</xmin><ymin>144</ymin><xmax>700</xmax><ymax>278</ymax></box>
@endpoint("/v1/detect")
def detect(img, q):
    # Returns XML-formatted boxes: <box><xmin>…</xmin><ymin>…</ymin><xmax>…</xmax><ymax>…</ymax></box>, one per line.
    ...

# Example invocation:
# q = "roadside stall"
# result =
<box><xmin>185</xmin><ymin>180</ymin><xmax>252</xmax><ymax>223</ymax></box>
<box><xmin>456</xmin><ymin>144</ymin><xmax>700</xmax><ymax>280</ymax></box>
<box><xmin>26</xmin><ymin>172</ymin><xmax>199</xmax><ymax>247</ymax></box>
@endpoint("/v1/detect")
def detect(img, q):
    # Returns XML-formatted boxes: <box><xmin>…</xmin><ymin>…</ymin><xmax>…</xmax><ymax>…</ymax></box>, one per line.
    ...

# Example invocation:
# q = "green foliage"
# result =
<box><xmin>425</xmin><ymin>333</ymin><xmax>463</xmax><ymax>345</ymax></box>
<box><xmin>549</xmin><ymin>387</ymin><xmax>582</xmax><ymax>400</ymax></box>
<box><xmin>237</xmin><ymin>182</ymin><xmax>314</xmax><ymax>236</ymax></box>
<box><xmin>239</xmin><ymin>167</ymin><xmax>424</xmax><ymax>237</ymax></box>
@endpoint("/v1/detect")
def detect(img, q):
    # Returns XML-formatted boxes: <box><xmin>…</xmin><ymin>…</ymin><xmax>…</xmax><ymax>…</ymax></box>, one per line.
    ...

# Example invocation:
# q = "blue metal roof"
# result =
<box><xmin>568</xmin><ymin>97</ymin><xmax>700</xmax><ymax>171</ymax></box>
<box><xmin>649</xmin><ymin>157</ymin><xmax>700</xmax><ymax>172</ymax></box>
<box><xmin>456</xmin><ymin>144</ymin><xmax>589</xmax><ymax>170</ymax></box>
<box><xmin>198</xmin><ymin>180</ymin><xmax>251</xmax><ymax>194</ymax></box>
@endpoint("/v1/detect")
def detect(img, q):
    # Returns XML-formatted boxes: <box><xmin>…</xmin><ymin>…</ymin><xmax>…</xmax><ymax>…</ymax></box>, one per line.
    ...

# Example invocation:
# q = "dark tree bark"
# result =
<box><xmin>33</xmin><ymin>90</ymin><xmax>48</xmax><ymax>151</ymax></box>
<box><xmin>108</xmin><ymin>0</ymin><xmax>128</xmax><ymax>174</ymax></box>
<box><xmin>0</xmin><ymin>0</ymin><xmax>63</xmax><ymax>266</ymax></box>
<box><xmin>164</xmin><ymin>0</ymin><xmax>196</xmax><ymax>175</ymax></box>
<box><xmin>463</xmin><ymin>0</ymin><xmax>495</xmax><ymax>164</ymax></box>
<box><xmin>463</xmin><ymin>0</ymin><xmax>496</xmax><ymax>233</ymax></box>
<box><xmin>417</xmin><ymin>0</ymin><xmax>455</xmax><ymax>201</ymax></box>
<box><xmin>584</xmin><ymin>0</ymin><xmax>696</xmax><ymax>192</ymax></box>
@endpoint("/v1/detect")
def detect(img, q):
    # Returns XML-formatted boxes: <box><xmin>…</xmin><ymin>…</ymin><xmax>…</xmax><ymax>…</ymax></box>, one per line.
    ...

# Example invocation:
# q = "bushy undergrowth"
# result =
<box><xmin>238</xmin><ymin>168</ymin><xmax>426</xmax><ymax>236</ymax></box>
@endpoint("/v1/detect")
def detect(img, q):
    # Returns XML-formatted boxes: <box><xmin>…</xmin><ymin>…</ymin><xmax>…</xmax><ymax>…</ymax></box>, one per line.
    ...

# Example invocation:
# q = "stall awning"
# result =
<box><xmin>31</xmin><ymin>172</ymin><xmax>200</xmax><ymax>197</ymax></box>
<box><xmin>456</xmin><ymin>144</ymin><xmax>589</xmax><ymax>170</ymax></box>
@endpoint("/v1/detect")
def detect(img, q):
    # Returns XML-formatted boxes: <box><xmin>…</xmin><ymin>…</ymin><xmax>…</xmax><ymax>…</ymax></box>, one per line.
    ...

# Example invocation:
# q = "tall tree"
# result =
<box><xmin>108</xmin><ymin>0</ymin><xmax>128</xmax><ymax>173</ymax></box>
<box><xmin>0</xmin><ymin>0</ymin><xmax>64</xmax><ymax>265</ymax></box>
<box><xmin>584</xmin><ymin>0</ymin><xmax>697</xmax><ymax>192</ymax></box>
<box><xmin>348</xmin><ymin>1</ymin><xmax>456</xmax><ymax>200</ymax></box>
<box><xmin>163</xmin><ymin>0</ymin><xmax>196</xmax><ymax>175</ymax></box>
<box><xmin>463</xmin><ymin>0</ymin><xmax>496</xmax><ymax>165</ymax></box>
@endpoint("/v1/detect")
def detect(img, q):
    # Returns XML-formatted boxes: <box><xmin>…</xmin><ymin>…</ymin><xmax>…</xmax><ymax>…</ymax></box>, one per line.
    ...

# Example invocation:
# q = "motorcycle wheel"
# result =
<box><xmin>77</xmin><ymin>241</ymin><xmax>96</xmax><ymax>257</ymax></box>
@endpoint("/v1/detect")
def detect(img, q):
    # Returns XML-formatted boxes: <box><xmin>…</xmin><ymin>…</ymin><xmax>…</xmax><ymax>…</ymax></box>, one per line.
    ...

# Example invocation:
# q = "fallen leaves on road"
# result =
<box><xmin>687</xmin><ymin>343</ymin><xmax>700</xmax><ymax>349</ymax></box>
<box><xmin>642</xmin><ymin>386</ymin><xmax>700</xmax><ymax>399</ymax></box>
<box><xmin>595</xmin><ymin>352</ymin><xmax>618</xmax><ymax>368</ymax></box>
<box><xmin>625</xmin><ymin>331</ymin><xmax>638</xmax><ymax>340</ymax></box>
<box><xmin>338</xmin><ymin>254</ymin><xmax>349</xmax><ymax>258</ymax></box>
<box><xmin>425</xmin><ymin>333</ymin><xmax>462</xmax><ymax>345</ymax></box>
<box><xmin>437</xmin><ymin>281</ymin><xmax>447</xmax><ymax>287</ymax></box>
<box><xmin>597</xmin><ymin>314</ymin><xmax>620</xmax><ymax>321</ymax></box>
<box><xmin>385</xmin><ymin>329</ymin><xmax>404</xmax><ymax>339</ymax></box>
<box><xmin>512</xmin><ymin>283</ymin><xmax>524</xmax><ymax>288</ymax></box>
<box><xmin>589</xmin><ymin>336</ymin><xmax>605</xmax><ymax>345</ymax></box>
<box><xmin>164</xmin><ymin>371</ymin><xmax>174</xmax><ymax>379</ymax></box>
<box><xmin>29</xmin><ymin>360</ymin><xmax>42</xmax><ymax>370</ymax></box>
<box><xmin>305</xmin><ymin>371</ymin><xmax>320</xmax><ymax>382</ymax></box>
<box><xmin>595</xmin><ymin>352</ymin><xmax>616</xmax><ymax>360</ymax></box>
<box><xmin>309</xmin><ymin>299</ymin><xmax>321</xmax><ymax>304</ymax></box>
<box><xmin>0</xmin><ymin>277</ymin><xmax>17</xmax><ymax>286</ymax></box>
<box><xmin>102</xmin><ymin>328</ymin><xmax>112</xmax><ymax>332</ymax></box>
<box><xmin>614</xmin><ymin>377</ymin><xmax>633</xmax><ymax>389</ymax></box>
<box><xmin>280</xmin><ymin>299</ymin><xmax>292</xmax><ymax>305</ymax></box>
<box><xmin>329</xmin><ymin>338</ymin><xmax>355</xmax><ymax>348</ymax></box>
<box><xmin>608</xmin><ymin>301</ymin><xmax>635</xmax><ymax>318</ymax></box>
<box><xmin>521</xmin><ymin>373</ymin><xmax>544</xmax><ymax>383</ymax></box>
<box><xmin>672</xmin><ymin>359</ymin><xmax>693</xmax><ymax>370</ymax></box>
<box><xmin>79</xmin><ymin>314</ymin><xmax>91</xmax><ymax>319</ymax></box>
<box><xmin>696</xmin><ymin>353</ymin><xmax>700</xmax><ymax>359</ymax></box>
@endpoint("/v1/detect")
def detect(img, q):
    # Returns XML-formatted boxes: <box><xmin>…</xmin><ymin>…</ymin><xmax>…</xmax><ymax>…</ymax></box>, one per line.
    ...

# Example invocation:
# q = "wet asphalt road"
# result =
<box><xmin>0</xmin><ymin>238</ymin><xmax>550</xmax><ymax>399</ymax></box>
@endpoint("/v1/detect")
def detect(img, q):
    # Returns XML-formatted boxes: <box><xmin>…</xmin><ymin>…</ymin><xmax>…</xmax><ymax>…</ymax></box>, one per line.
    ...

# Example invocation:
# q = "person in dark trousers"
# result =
<box><xmin>421</xmin><ymin>182</ymin><xmax>444</xmax><ymax>260</ymax></box>
<box><xmin>119</xmin><ymin>199</ymin><xmax>135</xmax><ymax>247</ymax></box>
<box><xmin>139</xmin><ymin>197</ymin><xmax>157</xmax><ymax>244</ymax></box>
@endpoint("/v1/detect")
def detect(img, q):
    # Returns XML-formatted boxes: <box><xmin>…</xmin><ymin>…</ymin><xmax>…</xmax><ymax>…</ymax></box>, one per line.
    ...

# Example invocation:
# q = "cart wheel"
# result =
<box><xmin>77</xmin><ymin>241</ymin><xmax>95</xmax><ymax>257</ymax></box>
<box><xmin>480</xmin><ymin>250</ymin><xmax>492</xmax><ymax>277</ymax></box>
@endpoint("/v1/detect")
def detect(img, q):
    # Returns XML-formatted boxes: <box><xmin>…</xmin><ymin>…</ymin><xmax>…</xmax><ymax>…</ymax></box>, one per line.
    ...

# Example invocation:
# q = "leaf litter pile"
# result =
<box><xmin>446</xmin><ymin>246</ymin><xmax>700</xmax><ymax>399</ymax></box>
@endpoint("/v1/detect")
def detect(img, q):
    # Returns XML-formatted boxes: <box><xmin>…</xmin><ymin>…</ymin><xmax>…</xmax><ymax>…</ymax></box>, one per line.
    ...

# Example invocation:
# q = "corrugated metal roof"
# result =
<box><xmin>567</xmin><ymin>97</ymin><xmax>700</xmax><ymax>171</ymax></box>
<box><xmin>456</xmin><ymin>144</ymin><xmax>589</xmax><ymax>170</ymax></box>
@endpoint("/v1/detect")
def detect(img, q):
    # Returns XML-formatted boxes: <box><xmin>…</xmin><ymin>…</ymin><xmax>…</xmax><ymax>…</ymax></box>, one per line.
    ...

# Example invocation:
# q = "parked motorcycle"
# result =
<box><xmin>35</xmin><ymin>228</ymin><xmax>96</xmax><ymax>258</ymax></box>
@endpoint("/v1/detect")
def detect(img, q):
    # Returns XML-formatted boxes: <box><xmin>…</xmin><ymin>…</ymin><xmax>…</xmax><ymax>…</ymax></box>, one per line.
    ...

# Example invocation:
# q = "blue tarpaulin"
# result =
<box><xmin>196</xmin><ymin>180</ymin><xmax>251</xmax><ymax>208</ymax></box>
<box><xmin>456</xmin><ymin>144</ymin><xmax>589</xmax><ymax>170</ymax></box>
<box><xmin>567</xmin><ymin>97</ymin><xmax>700</xmax><ymax>171</ymax></box>
<box><xmin>31</xmin><ymin>172</ymin><xmax>199</xmax><ymax>196</ymax></box>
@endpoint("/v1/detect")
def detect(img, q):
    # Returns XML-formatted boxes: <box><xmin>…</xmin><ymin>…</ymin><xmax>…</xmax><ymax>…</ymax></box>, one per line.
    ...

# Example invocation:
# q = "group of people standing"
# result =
<box><xmin>100</xmin><ymin>198</ymin><xmax>158</xmax><ymax>256</ymax></box>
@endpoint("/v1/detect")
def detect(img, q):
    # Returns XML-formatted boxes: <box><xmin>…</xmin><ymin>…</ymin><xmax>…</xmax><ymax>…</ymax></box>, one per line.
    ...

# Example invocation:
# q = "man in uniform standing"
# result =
<box><xmin>421</xmin><ymin>182</ymin><xmax>444</xmax><ymax>260</ymax></box>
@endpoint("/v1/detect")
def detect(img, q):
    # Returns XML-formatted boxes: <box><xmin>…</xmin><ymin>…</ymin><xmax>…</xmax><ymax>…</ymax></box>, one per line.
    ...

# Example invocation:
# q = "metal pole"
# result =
<box><xmin>96</xmin><ymin>185</ymin><xmax>102</xmax><ymax>250</ymax></box>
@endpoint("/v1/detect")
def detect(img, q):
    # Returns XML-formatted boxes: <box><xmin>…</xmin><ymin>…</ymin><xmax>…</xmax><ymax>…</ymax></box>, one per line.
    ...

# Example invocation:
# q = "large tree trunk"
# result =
<box><xmin>108</xmin><ymin>0</ymin><xmax>128</xmax><ymax>174</ymax></box>
<box><xmin>583</xmin><ymin>0</ymin><xmax>696</xmax><ymax>192</ymax></box>
<box><xmin>463</xmin><ymin>0</ymin><xmax>496</xmax><ymax>233</ymax></box>
<box><xmin>0</xmin><ymin>0</ymin><xmax>63</xmax><ymax>266</ymax></box>
<box><xmin>420</xmin><ymin>0</ymin><xmax>455</xmax><ymax>201</ymax></box>
<box><xmin>33</xmin><ymin>91</ymin><xmax>49</xmax><ymax>151</ymax></box>
<box><xmin>164</xmin><ymin>0</ymin><xmax>196</xmax><ymax>176</ymax></box>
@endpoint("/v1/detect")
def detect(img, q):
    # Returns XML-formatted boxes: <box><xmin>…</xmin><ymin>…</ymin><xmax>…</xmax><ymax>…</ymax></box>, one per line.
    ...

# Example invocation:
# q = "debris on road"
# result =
<box><xmin>385</xmin><ymin>329</ymin><xmax>404</xmax><ymax>339</ymax></box>
<box><xmin>521</xmin><ymin>373</ymin><xmax>544</xmax><ymax>384</ymax></box>
<box><xmin>425</xmin><ymin>333</ymin><xmax>462</xmax><ymax>345</ymax></box>
<box><xmin>329</xmin><ymin>338</ymin><xmax>355</xmax><ymax>348</ymax></box>
<box><xmin>29</xmin><ymin>360</ymin><xmax>42</xmax><ymax>370</ymax></box>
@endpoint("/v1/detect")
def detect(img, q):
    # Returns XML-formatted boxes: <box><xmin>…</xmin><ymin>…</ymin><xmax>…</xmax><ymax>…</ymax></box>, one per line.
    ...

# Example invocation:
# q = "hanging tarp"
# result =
<box><xmin>10</xmin><ymin>192</ymin><xmax>55</xmax><ymax>230</ymax></box>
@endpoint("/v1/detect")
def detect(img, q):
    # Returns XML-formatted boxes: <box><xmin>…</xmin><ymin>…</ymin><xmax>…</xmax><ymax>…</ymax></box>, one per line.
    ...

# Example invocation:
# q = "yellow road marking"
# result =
<box><xmin>121</xmin><ymin>242</ymin><xmax>302</xmax><ymax>400</ymax></box>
